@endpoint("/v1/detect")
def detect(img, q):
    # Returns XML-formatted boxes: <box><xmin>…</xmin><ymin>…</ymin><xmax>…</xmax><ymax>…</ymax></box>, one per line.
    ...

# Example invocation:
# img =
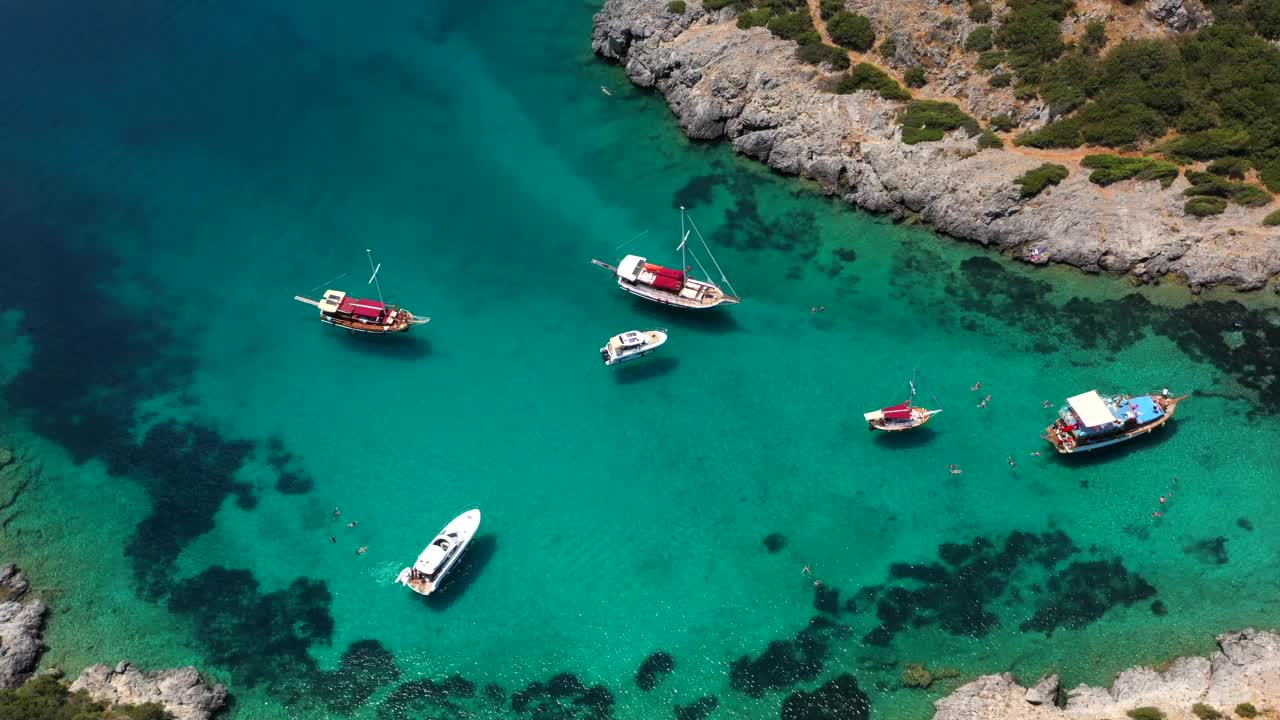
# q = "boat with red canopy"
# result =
<box><xmin>864</xmin><ymin>372</ymin><xmax>941</xmax><ymax>432</ymax></box>
<box><xmin>293</xmin><ymin>250</ymin><xmax>429</xmax><ymax>334</ymax></box>
<box><xmin>592</xmin><ymin>207</ymin><xmax>740</xmax><ymax>310</ymax></box>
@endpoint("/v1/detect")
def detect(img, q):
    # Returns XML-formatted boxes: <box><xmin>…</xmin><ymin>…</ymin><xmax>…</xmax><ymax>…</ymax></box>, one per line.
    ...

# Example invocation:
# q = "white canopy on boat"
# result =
<box><xmin>1067</xmin><ymin>390</ymin><xmax>1117</xmax><ymax>427</ymax></box>
<box><xmin>618</xmin><ymin>331</ymin><xmax>644</xmax><ymax>346</ymax></box>
<box><xmin>617</xmin><ymin>255</ymin><xmax>645</xmax><ymax>281</ymax></box>
<box><xmin>413</xmin><ymin>544</ymin><xmax>448</xmax><ymax>574</ymax></box>
<box><xmin>319</xmin><ymin>289</ymin><xmax>346</xmax><ymax>313</ymax></box>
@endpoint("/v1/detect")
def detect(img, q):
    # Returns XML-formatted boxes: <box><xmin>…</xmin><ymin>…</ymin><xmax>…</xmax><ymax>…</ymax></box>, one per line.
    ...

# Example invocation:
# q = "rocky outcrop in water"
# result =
<box><xmin>933</xmin><ymin>628</ymin><xmax>1280</xmax><ymax>720</ymax></box>
<box><xmin>592</xmin><ymin>0</ymin><xmax>1280</xmax><ymax>292</ymax></box>
<box><xmin>0</xmin><ymin>563</ymin><xmax>46</xmax><ymax>689</ymax></box>
<box><xmin>71</xmin><ymin>662</ymin><xmax>228</xmax><ymax>720</ymax></box>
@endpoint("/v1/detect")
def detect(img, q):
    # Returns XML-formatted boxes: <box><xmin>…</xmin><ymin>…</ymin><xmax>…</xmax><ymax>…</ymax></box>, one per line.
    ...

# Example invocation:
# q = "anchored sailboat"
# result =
<box><xmin>293</xmin><ymin>250</ymin><xmax>430</xmax><ymax>334</ymax></box>
<box><xmin>592</xmin><ymin>207</ymin><xmax>740</xmax><ymax>309</ymax></box>
<box><xmin>864</xmin><ymin>371</ymin><xmax>942</xmax><ymax>432</ymax></box>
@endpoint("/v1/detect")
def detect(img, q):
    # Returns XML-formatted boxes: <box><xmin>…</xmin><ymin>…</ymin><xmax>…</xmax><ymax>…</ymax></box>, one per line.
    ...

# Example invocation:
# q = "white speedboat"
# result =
<box><xmin>600</xmin><ymin>329</ymin><xmax>668</xmax><ymax>366</ymax></box>
<box><xmin>395</xmin><ymin>509</ymin><xmax>481</xmax><ymax>596</ymax></box>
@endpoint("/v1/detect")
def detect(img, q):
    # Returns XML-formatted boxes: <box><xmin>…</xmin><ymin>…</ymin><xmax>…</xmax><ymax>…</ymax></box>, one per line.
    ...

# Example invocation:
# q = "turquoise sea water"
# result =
<box><xmin>2</xmin><ymin>1</ymin><xmax>1280</xmax><ymax>719</ymax></box>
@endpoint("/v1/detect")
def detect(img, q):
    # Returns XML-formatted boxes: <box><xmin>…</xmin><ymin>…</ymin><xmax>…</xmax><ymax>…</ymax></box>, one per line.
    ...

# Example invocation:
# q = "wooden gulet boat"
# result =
<box><xmin>293</xmin><ymin>250</ymin><xmax>429</xmax><ymax>334</ymax></box>
<box><xmin>1042</xmin><ymin>389</ymin><xmax>1188</xmax><ymax>454</ymax></box>
<box><xmin>591</xmin><ymin>207</ymin><xmax>740</xmax><ymax>310</ymax></box>
<box><xmin>864</xmin><ymin>372</ymin><xmax>941</xmax><ymax>432</ymax></box>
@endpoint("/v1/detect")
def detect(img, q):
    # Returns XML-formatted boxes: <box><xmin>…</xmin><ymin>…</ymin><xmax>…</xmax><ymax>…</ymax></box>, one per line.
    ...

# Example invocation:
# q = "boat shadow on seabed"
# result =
<box><xmin>628</xmin><ymin>298</ymin><xmax>741</xmax><ymax>335</ymax></box>
<box><xmin>871</xmin><ymin>425</ymin><xmax>937</xmax><ymax>448</ymax></box>
<box><xmin>333</xmin><ymin>332</ymin><xmax>433</xmax><ymax>361</ymax></box>
<box><xmin>416</xmin><ymin>534</ymin><xmax>497</xmax><ymax>611</ymax></box>
<box><xmin>614</xmin><ymin>356</ymin><xmax>679</xmax><ymax>385</ymax></box>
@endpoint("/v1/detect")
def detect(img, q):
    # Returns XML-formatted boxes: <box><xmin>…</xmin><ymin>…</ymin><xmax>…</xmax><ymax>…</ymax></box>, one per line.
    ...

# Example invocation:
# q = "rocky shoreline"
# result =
<box><xmin>0</xmin><ymin>447</ymin><xmax>226</xmax><ymax>719</ymax></box>
<box><xmin>934</xmin><ymin>628</ymin><xmax>1280</xmax><ymax>720</ymax></box>
<box><xmin>591</xmin><ymin>0</ymin><xmax>1280</xmax><ymax>292</ymax></box>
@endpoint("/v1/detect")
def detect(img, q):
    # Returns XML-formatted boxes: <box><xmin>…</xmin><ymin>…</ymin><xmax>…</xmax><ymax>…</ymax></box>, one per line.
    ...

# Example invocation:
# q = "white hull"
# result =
<box><xmin>615</xmin><ymin>277</ymin><xmax>739</xmax><ymax>310</ymax></box>
<box><xmin>601</xmin><ymin>329</ymin><xmax>668</xmax><ymax>366</ymax></box>
<box><xmin>396</xmin><ymin>509</ymin><xmax>481</xmax><ymax>596</ymax></box>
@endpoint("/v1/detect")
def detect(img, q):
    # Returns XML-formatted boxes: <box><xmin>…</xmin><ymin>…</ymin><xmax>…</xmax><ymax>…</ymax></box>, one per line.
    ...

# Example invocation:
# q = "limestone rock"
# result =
<box><xmin>592</xmin><ymin>0</ymin><xmax>1280</xmax><ymax>291</ymax></box>
<box><xmin>71</xmin><ymin>662</ymin><xmax>228</xmax><ymax>720</ymax></box>
<box><xmin>1025</xmin><ymin>674</ymin><xmax>1059</xmax><ymax>705</ymax></box>
<box><xmin>1144</xmin><ymin>0</ymin><xmax>1212</xmax><ymax>32</ymax></box>
<box><xmin>0</xmin><ymin>448</ymin><xmax>13</xmax><ymax>470</ymax></box>
<box><xmin>0</xmin><ymin>565</ymin><xmax>45</xmax><ymax>689</ymax></box>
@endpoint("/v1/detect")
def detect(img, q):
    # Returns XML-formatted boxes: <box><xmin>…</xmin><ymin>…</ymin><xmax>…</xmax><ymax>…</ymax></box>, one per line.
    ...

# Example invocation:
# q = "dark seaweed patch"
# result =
<box><xmin>729</xmin><ymin>616</ymin><xmax>851</xmax><ymax>698</ymax></box>
<box><xmin>511</xmin><ymin>674</ymin><xmax>613</xmax><ymax>720</ymax></box>
<box><xmin>1184</xmin><ymin>536</ymin><xmax>1229</xmax><ymax>565</ymax></box>
<box><xmin>317</xmin><ymin>639</ymin><xmax>401</xmax><ymax>714</ymax></box>
<box><xmin>834</xmin><ymin>248</ymin><xmax>857</xmax><ymax>263</ymax></box>
<box><xmin>854</xmin><ymin>531</ymin><xmax>1079</xmax><ymax>645</ymax></box>
<box><xmin>378</xmin><ymin>675</ymin><xmax>477</xmax><ymax>720</ymax></box>
<box><xmin>1151</xmin><ymin>600</ymin><xmax>1168</xmax><ymax>616</ymax></box>
<box><xmin>1237</xmin><ymin>517</ymin><xmax>1254</xmax><ymax>531</ymax></box>
<box><xmin>266</xmin><ymin>436</ymin><xmax>315</xmax><ymax>495</ymax></box>
<box><xmin>636</xmin><ymin>651</ymin><xmax>675</xmax><ymax>691</ymax></box>
<box><xmin>167</xmin><ymin>567</ymin><xmax>334</xmax><ymax>696</ymax></box>
<box><xmin>763</xmin><ymin>532</ymin><xmax>787</xmax><ymax>553</ymax></box>
<box><xmin>674</xmin><ymin>175</ymin><xmax>718</xmax><ymax>208</ymax></box>
<box><xmin>814</xmin><ymin>585</ymin><xmax>841</xmax><ymax>614</ymax></box>
<box><xmin>675</xmin><ymin>695</ymin><xmax>719</xmax><ymax>720</ymax></box>
<box><xmin>1020</xmin><ymin>559</ymin><xmax>1156</xmax><ymax>635</ymax></box>
<box><xmin>780</xmin><ymin>674</ymin><xmax>870</xmax><ymax>720</ymax></box>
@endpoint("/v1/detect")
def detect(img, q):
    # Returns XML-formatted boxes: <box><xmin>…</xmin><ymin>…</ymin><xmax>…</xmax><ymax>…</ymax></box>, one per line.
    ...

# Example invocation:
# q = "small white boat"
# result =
<box><xmin>600</xmin><ymin>328</ymin><xmax>668</xmax><ymax>366</ymax></box>
<box><xmin>395</xmin><ymin>509</ymin><xmax>480</xmax><ymax>596</ymax></box>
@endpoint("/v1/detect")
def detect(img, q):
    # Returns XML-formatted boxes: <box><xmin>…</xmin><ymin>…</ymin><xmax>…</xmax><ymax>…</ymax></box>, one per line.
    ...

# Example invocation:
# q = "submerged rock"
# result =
<box><xmin>636</xmin><ymin>651</ymin><xmax>676</xmax><ymax>691</ymax></box>
<box><xmin>70</xmin><ymin>662</ymin><xmax>227</xmax><ymax>720</ymax></box>
<box><xmin>0</xmin><ymin>564</ymin><xmax>45</xmax><ymax>689</ymax></box>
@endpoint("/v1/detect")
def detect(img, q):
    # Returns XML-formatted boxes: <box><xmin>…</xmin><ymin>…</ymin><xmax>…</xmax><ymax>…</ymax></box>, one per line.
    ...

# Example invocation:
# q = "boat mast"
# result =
<box><xmin>680</xmin><ymin>206</ymin><xmax>688</xmax><ymax>275</ymax></box>
<box><xmin>366</xmin><ymin>249</ymin><xmax>384</xmax><ymax>305</ymax></box>
<box><xmin>909</xmin><ymin>369</ymin><xmax>918</xmax><ymax>405</ymax></box>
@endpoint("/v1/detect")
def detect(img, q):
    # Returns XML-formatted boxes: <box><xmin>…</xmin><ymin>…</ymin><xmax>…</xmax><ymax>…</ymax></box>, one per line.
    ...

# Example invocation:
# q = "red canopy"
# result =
<box><xmin>651</xmin><ymin>275</ymin><xmax>682</xmax><ymax>291</ymax></box>
<box><xmin>881</xmin><ymin>403</ymin><xmax>914</xmax><ymax>420</ymax></box>
<box><xmin>646</xmin><ymin>264</ymin><xmax>686</xmax><ymax>280</ymax></box>
<box><xmin>338</xmin><ymin>297</ymin><xmax>385</xmax><ymax>319</ymax></box>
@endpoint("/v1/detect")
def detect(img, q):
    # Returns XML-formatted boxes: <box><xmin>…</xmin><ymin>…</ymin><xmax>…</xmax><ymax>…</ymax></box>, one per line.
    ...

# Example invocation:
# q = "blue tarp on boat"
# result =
<box><xmin>1130</xmin><ymin>395</ymin><xmax>1163</xmax><ymax>424</ymax></box>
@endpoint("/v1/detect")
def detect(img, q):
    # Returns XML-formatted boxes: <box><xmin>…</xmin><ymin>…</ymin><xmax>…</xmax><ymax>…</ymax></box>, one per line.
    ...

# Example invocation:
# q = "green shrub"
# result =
<box><xmin>996</xmin><ymin>0</ymin><xmax>1070</xmax><ymax>80</ymax></box>
<box><xmin>976</xmin><ymin>50</ymin><xmax>1005</xmax><ymax>69</ymax></box>
<box><xmin>977</xmin><ymin>129</ymin><xmax>1004</xmax><ymax>149</ymax></box>
<box><xmin>1185</xmin><ymin>196</ymin><xmax>1228</xmax><ymax>216</ymax></box>
<box><xmin>1192</xmin><ymin>704</ymin><xmax>1224</xmax><ymax>720</ymax></box>
<box><xmin>1013</xmin><ymin>83</ymin><xmax>1039</xmax><ymax>100</ymax></box>
<box><xmin>767</xmin><ymin>10</ymin><xmax>813</xmax><ymax>40</ymax></box>
<box><xmin>990</xmin><ymin>113</ymin><xmax>1016</xmax><ymax>131</ymax></box>
<box><xmin>703</xmin><ymin>0</ymin><xmax>734</xmax><ymax>10</ymax></box>
<box><xmin>819</xmin><ymin>0</ymin><xmax>844</xmax><ymax>20</ymax></box>
<box><xmin>1015</xmin><ymin>117</ymin><xmax>1083</xmax><ymax>148</ymax></box>
<box><xmin>1235</xmin><ymin>702</ymin><xmax>1259</xmax><ymax>718</ymax></box>
<box><xmin>1039</xmin><ymin>51</ymin><xmax>1099</xmax><ymax>115</ymax></box>
<box><xmin>1082</xmin><ymin>19</ymin><xmax>1107</xmax><ymax>54</ymax></box>
<box><xmin>835</xmin><ymin>62</ymin><xmax>911</xmax><ymax>100</ymax></box>
<box><xmin>900</xmin><ymin>100</ymin><xmax>981</xmax><ymax>144</ymax></box>
<box><xmin>1081</xmin><ymin>154</ymin><xmax>1179</xmax><ymax>187</ymax></box>
<box><xmin>794</xmin><ymin>30</ymin><xmax>822</xmax><ymax>45</ymax></box>
<box><xmin>828</xmin><ymin>11</ymin><xmax>876</xmax><ymax>51</ymax></box>
<box><xmin>1265</xmin><ymin>208</ymin><xmax>1280</xmax><ymax>226</ymax></box>
<box><xmin>1160</xmin><ymin>129</ymin><xmax>1252</xmax><ymax>163</ymax></box>
<box><xmin>989</xmin><ymin>72</ymin><xmax>1012</xmax><ymax>87</ymax></box>
<box><xmin>1016</xmin><ymin>163</ymin><xmax>1069</xmax><ymax>197</ymax></box>
<box><xmin>879</xmin><ymin>35</ymin><xmax>898</xmax><ymax>58</ymax></box>
<box><xmin>797</xmin><ymin>42</ymin><xmax>851</xmax><ymax>69</ymax></box>
<box><xmin>965</xmin><ymin>26</ymin><xmax>994</xmax><ymax>52</ymax></box>
<box><xmin>1249</xmin><ymin>0</ymin><xmax>1280</xmax><ymax>40</ymax></box>
<box><xmin>1184</xmin><ymin>171</ymin><xmax>1234</xmax><ymax>198</ymax></box>
<box><xmin>1126</xmin><ymin>708</ymin><xmax>1167</xmax><ymax>720</ymax></box>
<box><xmin>1231</xmin><ymin>184</ymin><xmax>1273</xmax><ymax>207</ymax></box>
<box><xmin>0</xmin><ymin>675</ymin><xmax>176</xmax><ymax>720</ymax></box>
<box><xmin>668</xmin><ymin>0</ymin><xmax>687</xmax><ymax>12</ymax></box>
<box><xmin>1208</xmin><ymin>157</ymin><xmax>1251</xmax><ymax>179</ymax></box>
<box><xmin>969</xmin><ymin>2</ymin><xmax>993</xmax><ymax>22</ymax></box>
<box><xmin>1262</xmin><ymin>161</ymin><xmax>1280</xmax><ymax>193</ymax></box>
<box><xmin>904</xmin><ymin>66</ymin><xmax>927</xmax><ymax>87</ymax></box>
<box><xmin>738</xmin><ymin>8</ymin><xmax>772</xmax><ymax>27</ymax></box>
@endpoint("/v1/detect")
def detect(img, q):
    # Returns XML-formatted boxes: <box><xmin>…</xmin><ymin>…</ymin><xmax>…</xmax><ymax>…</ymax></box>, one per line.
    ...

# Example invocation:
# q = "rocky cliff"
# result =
<box><xmin>592</xmin><ymin>0</ymin><xmax>1280</xmax><ymax>291</ymax></box>
<box><xmin>0</xmin><ymin>562</ymin><xmax>46</xmax><ymax>689</ymax></box>
<box><xmin>934</xmin><ymin>628</ymin><xmax>1280</xmax><ymax>720</ymax></box>
<box><xmin>71</xmin><ymin>662</ymin><xmax>227</xmax><ymax>720</ymax></box>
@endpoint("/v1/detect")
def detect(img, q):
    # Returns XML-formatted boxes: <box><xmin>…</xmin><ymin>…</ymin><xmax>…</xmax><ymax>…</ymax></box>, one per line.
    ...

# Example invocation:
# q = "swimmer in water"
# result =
<box><xmin>347</xmin><ymin>521</ymin><xmax>359</xmax><ymax>528</ymax></box>
<box><xmin>329</xmin><ymin>536</ymin><xmax>336</xmax><ymax>544</ymax></box>
<box><xmin>802</xmin><ymin>565</ymin><xmax>811</xmax><ymax>576</ymax></box>
<box><xmin>1007</xmin><ymin>456</ymin><xmax>1018</xmax><ymax>468</ymax></box>
<box><xmin>1152</xmin><ymin>511</ymin><xmax>1162</xmax><ymax>518</ymax></box>
<box><xmin>1042</xmin><ymin>400</ymin><xmax>1053</xmax><ymax>408</ymax></box>
<box><xmin>1030</xmin><ymin>451</ymin><xmax>1042</xmax><ymax>457</ymax></box>
<box><xmin>978</xmin><ymin>394</ymin><xmax>992</xmax><ymax>408</ymax></box>
<box><xmin>356</xmin><ymin>546</ymin><xmax>368</xmax><ymax>556</ymax></box>
<box><xmin>1159</xmin><ymin>496</ymin><xmax>1167</xmax><ymax>504</ymax></box>
<box><xmin>332</xmin><ymin>507</ymin><xmax>341</xmax><ymax>519</ymax></box>
<box><xmin>970</xmin><ymin>381</ymin><xmax>982</xmax><ymax>391</ymax></box>
<box><xmin>947</xmin><ymin>465</ymin><xmax>963</xmax><ymax>475</ymax></box>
